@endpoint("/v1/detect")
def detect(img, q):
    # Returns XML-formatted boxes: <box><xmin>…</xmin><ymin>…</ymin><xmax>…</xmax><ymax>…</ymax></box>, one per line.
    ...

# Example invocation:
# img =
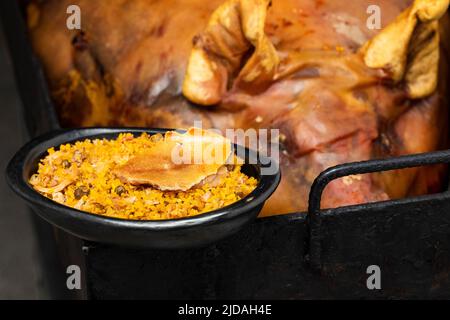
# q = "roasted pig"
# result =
<box><xmin>26</xmin><ymin>0</ymin><xmax>449</xmax><ymax>215</ymax></box>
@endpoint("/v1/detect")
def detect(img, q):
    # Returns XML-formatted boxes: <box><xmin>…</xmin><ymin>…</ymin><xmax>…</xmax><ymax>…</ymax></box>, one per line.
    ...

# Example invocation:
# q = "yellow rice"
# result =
<box><xmin>29</xmin><ymin>133</ymin><xmax>257</xmax><ymax>220</ymax></box>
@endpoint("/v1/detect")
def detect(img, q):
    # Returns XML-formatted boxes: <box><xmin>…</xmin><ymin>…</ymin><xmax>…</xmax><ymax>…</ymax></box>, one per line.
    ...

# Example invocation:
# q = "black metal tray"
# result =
<box><xmin>2</xmin><ymin>0</ymin><xmax>450</xmax><ymax>299</ymax></box>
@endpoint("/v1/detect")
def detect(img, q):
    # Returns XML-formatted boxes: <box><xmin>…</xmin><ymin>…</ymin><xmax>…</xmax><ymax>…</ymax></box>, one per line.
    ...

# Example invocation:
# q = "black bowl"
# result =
<box><xmin>6</xmin><ymin>128</ymin><xmax>280</xmax><ymax>249</ymax></box>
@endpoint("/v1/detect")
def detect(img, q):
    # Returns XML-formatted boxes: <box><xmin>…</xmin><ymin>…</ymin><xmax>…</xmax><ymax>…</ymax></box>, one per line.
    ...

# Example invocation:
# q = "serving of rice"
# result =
<box><xmin>29</xmin><ymin>132</ymin><xmax>257</xmax><ymax>220</ymax></box>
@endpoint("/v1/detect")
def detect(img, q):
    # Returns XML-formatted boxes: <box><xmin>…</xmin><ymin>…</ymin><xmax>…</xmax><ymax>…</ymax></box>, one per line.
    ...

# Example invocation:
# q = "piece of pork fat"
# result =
<box><xmin>181</xmin><ymin>0</ymin><xmax>449</xmax><ymax>215</ymax></box>
<box><xmin>27</xmin><ymin>0</ymin><xmax>449</xmax><ymax>215</ymax></box>
<box><xmin>113</xmin><ymin>128</ymin><xmax>233</xmax><ymax>191</ymax></box>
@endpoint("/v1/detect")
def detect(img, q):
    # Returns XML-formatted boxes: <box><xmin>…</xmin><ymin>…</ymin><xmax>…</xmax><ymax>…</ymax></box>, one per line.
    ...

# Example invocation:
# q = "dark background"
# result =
<box><xmin>0</xmin><ymin>22</ymin><xmax>40</xmax><ymax>299</ymax></box>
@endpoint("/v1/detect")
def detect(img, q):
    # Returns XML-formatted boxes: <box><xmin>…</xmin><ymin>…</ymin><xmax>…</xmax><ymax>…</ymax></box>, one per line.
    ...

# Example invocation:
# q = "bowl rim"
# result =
<box><xmin>6</xmin><ymin>127</ymin><xmax>281</xmax><ymax>231</ymax></box>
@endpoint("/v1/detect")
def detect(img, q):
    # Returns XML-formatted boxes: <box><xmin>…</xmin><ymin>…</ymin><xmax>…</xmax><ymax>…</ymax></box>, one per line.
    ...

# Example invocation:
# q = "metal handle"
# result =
<box><xmin>307</xmin><ymin>149</ymin><xmax>450</xmax><ymax>270</ymax></box>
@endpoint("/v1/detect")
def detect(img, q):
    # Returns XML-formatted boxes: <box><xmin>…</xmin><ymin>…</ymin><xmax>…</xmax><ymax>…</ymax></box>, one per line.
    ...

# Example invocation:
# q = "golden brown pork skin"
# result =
<box><xmin>27</xmin><ymin>0</ymin><xmax>449</xmax><ymax>215</ymax></box>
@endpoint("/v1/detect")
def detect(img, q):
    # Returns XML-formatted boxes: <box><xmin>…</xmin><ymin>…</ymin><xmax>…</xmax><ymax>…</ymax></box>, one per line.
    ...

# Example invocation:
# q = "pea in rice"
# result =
<box><xmin>29</xmin><ymin>132</ymin><xmax>257</xmax><ymax>220</ymax></box>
